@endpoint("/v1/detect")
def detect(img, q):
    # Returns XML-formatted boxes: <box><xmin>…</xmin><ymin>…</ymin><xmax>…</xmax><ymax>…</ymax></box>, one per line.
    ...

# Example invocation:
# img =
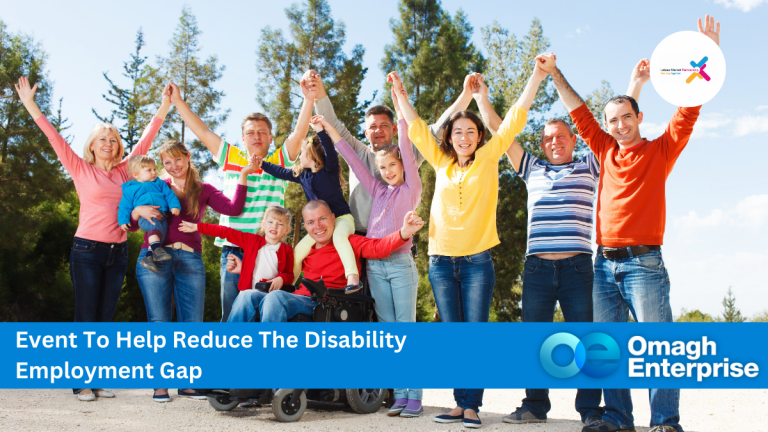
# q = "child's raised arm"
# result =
<box><xmin>308</xmin><ymin>116</ymin><xmax>341</xmax><ymax>176</ymax></box>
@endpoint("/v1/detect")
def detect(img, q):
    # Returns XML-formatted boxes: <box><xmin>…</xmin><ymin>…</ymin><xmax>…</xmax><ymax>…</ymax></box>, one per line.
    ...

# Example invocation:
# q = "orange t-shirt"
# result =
<box><xmin>570</xmin><ymin>103</ymin><xmax>701</xmax><ymax>247</ymax></box>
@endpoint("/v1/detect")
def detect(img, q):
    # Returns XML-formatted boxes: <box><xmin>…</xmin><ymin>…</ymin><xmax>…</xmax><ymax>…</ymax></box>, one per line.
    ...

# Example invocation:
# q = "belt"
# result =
<box><xmin>165</xmin><ymin>242</ymin><xmax>195</xmax><ymax>253</ymax></box>
<box><xmin>601</xmin><ymin>245</ymin><xmax>660</xmax><ymax>260</ymax></box>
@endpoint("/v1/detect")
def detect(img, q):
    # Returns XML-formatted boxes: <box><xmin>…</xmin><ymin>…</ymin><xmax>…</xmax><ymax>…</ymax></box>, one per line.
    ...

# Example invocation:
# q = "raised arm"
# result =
<box><xmin>169</xmin><ymin>82</ymin><xmax>222</xmax><ymax>156</ymax></box>
<box><xmin>626</xmin><ymin>59</ymin><xmax>651</xmax><ymax>101</ymax></box>
<box><xmin>261</xmin><ymin>160</ymin><xmax>300</xmax><ymax>183</ymax></box>
<box><xmin>388</xmin><ymin>72</ymin><xmax>442</xmax><ymax>167</ymax></box>
<box><xmin>503</xmin><ymin>64</ymin><xmax>548</xmax><ymax>171</ymax></box>
<box><xmin>15</xmin><ymin>76</ymin><xmax>43</xmax><ymax>120</ymax></box>
<box><xmin>472</xmin><ymin>74</ymin><xmax>502</xmax><ymax>135</ymax></box>
<box><xmin>398</xmin><ymin>117</ymin><xmax>422</xmax><ymax>196</ymax></box>
<box><xmin>280</xmin><ymin>78</ymin><xmax>316</xmax><ymax>161</ymax></box>
<box><xmin>126</xmin><ymin>83</ymin><xmax>172</xmax><ymax>160</ymax></box>
<box><xmin>317</xmin><ymin>115</ymin><xmax>380</xmax><ymax>196</ymax></box>
<box><xmin>356</xmin><ymin>211</ymin><xmax>425</xmax><ymax>259</ymax></box>
<box><xmin>536</xmin><ymin>53</ymin><xmax>585</xmax><ymax>113</ymax></box>
<box><xmin>206</xmin><ymin>183</ymin><xmax>248</xmax><ymax>217</ymax></box>
<box><xmin>430</xmin><ymin>73</ymin><xmax>475</xmax><ymax>138</ymax></box>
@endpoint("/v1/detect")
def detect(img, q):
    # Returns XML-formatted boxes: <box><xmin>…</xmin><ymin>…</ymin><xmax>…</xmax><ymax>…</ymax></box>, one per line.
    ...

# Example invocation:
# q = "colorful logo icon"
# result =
<box><xmin>686</xmin><ymin>56</ymin><xmax>711</xmax><ymax>84</ymax></box>
<box><xmin>539</xmin><ymin>332</ymin><xmax>620</xmax><ymax>379</ymax></box>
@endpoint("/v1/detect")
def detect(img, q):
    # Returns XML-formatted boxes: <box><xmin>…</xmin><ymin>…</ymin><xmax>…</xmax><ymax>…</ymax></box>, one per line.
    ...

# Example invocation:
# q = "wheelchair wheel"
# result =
<box><xmin>272</xmin><ymin>388</ymin><xmax>307</xmax><ymax>422</ymax></box>
<box><xmin>208</xmin><ymin>395</ymin><xmax>239</xmax><ymax>411</ymax></box>
<box><xmin>345</xmin><ymin>388</ymin><xmax>387</xmax><ymax>414</ymax></box>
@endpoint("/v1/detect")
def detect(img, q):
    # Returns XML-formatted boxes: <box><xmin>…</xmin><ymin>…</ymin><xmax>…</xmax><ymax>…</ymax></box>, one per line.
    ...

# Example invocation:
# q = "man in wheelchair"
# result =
<box><xmin>227</xmin><ymin>199</ymin><xmax>424</xmax><ymax>323</ymax></box>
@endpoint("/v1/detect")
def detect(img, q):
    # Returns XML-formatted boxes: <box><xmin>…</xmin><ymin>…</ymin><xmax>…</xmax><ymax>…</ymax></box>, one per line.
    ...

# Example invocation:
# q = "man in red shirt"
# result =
<box><xmin>536</xmin><ymin>15</ymin><xmax>721</xmax><ymax>432</ymax></box>
<box><xmin>228</xmin><ymin>199</ymin><xmax>424</xmax><ymax>322</ymax></box>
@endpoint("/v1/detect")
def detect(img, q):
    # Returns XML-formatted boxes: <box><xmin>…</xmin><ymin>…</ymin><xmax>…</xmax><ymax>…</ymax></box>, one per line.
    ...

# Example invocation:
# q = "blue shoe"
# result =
<box><xmin>463</xmin><ymin>417</ymin><xmax>482</xmax><ymax>428</ymax></box>
<box><xmin>153</xmin><ymin>391</ymin><xmax>170</xmax><ymax>403</ymax></box>
<box><xmin>388</xmin><ymin>398</ymin><xmax>408</xmax><ymax>416</ymax></box>
<box><xmin>400</xmin><ymin>399</ymin><xmax>423</xmax><ymax>418</ymax></box>
<box><xmin>177</xmin><ymin>389</ymin><xmax>206</xmax><ymax>400</ymax></box>
<box><xmin>344</xmin><ymin>283</ymin><xmax>362</xmax><ymax>294</ymax></box>
<box><xmin>434</xmin><ymin>413</ymin><xmax>464</xmax><ymax>423</ymax></box>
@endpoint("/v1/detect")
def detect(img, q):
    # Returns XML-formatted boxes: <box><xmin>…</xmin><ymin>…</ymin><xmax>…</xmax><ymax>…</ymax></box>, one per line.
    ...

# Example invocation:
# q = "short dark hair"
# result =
<box><xmin>302</xmin><ymin>199</ymin><xmax>332</xmax><ymax>216</ymax></box>
<box><xmin>440</xmin><ymin>110</ymin><xmax>486</xmax><ymax>162</ymax></box>
<box><xmin>365</xmin><ymin>105</ymin><xmax>395</xmax><ymax>123</ymax></box>
<box><xmin>241</xmin><ymin>113</ymin><xmax>273</xmax><ymax>134</ymax></box>
<box><xmin>603</xmin><ymin>96</ymin><xmax>640</xmax><ymax>122</ymax></box>
<box><xmin>539</xmin><ymin>118</ymin><xmax>574</xmax><ymax>144</ymax></box>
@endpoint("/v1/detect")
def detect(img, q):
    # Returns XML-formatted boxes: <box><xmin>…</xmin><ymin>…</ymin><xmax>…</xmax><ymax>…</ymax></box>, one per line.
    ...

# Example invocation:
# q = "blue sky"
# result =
<box><xmin>3</xmin><ymin>0</ymin><xmax>766</xmax><ymax>317</ymax></box>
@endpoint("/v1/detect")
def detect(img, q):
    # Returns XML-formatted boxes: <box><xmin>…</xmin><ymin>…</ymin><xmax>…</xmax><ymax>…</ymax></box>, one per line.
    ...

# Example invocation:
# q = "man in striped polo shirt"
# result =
<box><xmin>170</xmin><ymin>82</ymin><xmax>311</xmax><ymax>321</ymax></box>
<box><xmin>471</xmin><ymin>65</ymin><xmax>605</xmax><ymax>427</ymax></box>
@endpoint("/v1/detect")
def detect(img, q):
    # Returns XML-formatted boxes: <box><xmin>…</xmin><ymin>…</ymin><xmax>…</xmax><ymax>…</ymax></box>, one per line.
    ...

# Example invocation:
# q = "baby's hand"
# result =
<box><xmin>120</xmin><ymin>223</ymin><xmax>131</xmax><ymax>232</ymax></box>
<box><xmin>178</xmin><ymin>221</ymin><xmax>197</xmax><ymax>233</ymax></box>
<box><xmin>171</xmin><ymin>208</ymin><xmax>180</xmax><ymax>216</ymax></box>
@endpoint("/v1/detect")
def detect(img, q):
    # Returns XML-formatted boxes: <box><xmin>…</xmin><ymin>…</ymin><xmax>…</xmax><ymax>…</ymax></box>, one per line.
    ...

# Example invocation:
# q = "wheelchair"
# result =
<box><xmin>196</xmin><ymin>276</ymin><xmax>390</xmax><ymax>422</ymax></box>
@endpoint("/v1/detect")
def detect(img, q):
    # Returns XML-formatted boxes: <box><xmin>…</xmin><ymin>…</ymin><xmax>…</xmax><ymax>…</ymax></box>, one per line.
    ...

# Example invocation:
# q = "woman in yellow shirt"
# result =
<box><xmin>389</xmin><ymin>64</ymin><xmax>547</xmax><ymax>428</ymax></box>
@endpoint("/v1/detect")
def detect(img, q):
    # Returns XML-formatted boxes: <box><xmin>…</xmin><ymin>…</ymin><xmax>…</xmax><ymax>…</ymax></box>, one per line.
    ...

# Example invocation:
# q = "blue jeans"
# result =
<box><xmin>429</xmin><ymin>249</ymin><xmax>495</xmax><ymax>413</ymax></box>
<box><xmin>368</xmin><ymin>252</ymin><xmax>421</xmax><ymax>400</ymax></box>
<box><xmin>594</xmin><ymin>248</ymin><xmax>681</xmax><ymax>431</ymax></box>
<box><xmin>137</xmin><ymin>214</ymin><xmax>168</xmax><ymax>244</ymax></box>
<box><xmin>520</xmin><ymin>254</ymin><xmax>603</xmax><ymax>422</ymax></box>
<box><xmin>220</xmin><ymin>246</ymin><xmax>243</xmax><ymax>322</ymax></box>
<box><xmin>136</xmin><ymin>248</ymin><xmax>205</xmax><ymax>322</ymax></box>
<box><xmin>260</xmin><ymin>291</ymin><xmax>317</xmax><ymax>322</ymax></box>
<box><xmin>69</xmin><ymin>237</ymin><xmax>129</xmax><ymax>322</ymax></box>
<box><xmin>227</xmin><ymin>290</ymin><xmax>269</xmax><ymax>322</ymax></box>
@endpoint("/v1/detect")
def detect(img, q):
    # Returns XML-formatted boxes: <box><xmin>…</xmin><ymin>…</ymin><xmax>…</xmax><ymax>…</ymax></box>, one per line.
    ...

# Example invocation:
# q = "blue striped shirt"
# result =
<box><xmin>514</xmin><ymin>151</ymin><xmax>599</xmax><ymax>256</ymax></box>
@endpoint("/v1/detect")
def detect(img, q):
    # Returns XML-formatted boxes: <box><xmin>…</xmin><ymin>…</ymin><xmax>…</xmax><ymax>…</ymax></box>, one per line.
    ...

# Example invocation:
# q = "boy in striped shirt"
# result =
<box><xmin>169</xmin><ymin>81</ymin><xmax>312</xmax><ymax>321</ymax></box>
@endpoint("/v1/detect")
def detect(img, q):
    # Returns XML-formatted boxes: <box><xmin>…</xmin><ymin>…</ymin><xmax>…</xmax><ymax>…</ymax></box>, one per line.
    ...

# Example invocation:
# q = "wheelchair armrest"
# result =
<box><xmin>324</xmin><ymin>289</ymin><xmax>375</xmax><ymax>303</ymax></box>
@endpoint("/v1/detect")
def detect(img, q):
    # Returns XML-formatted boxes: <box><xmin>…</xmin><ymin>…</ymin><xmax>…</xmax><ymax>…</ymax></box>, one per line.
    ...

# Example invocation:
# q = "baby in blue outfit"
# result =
<box><xmin>119</xmin><ymin>155</ymin><xmax>181</xmax><ymax>272</ymax></box>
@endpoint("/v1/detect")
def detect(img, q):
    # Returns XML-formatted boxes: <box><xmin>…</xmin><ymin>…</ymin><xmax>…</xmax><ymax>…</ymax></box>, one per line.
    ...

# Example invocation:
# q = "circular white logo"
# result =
<box><xmin>650</xmin><ymin>31</ymin><xmax>726</xmax><ymax>107</ymax></box>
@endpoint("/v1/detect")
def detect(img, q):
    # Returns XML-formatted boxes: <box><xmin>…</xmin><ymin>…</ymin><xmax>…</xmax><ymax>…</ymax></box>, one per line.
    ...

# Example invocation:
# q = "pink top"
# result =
<box><xmin>34</xmin><ymin>115</ymin><xmax>163</xmax><ymax>243</ymax></box>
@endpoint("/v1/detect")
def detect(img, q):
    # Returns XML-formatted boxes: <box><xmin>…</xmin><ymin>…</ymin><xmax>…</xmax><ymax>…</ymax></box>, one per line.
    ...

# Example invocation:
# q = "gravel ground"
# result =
<box><xmin>0</xmin><ymin>388</ymin><xmax>766</xmax><ymax>431</ymax></box>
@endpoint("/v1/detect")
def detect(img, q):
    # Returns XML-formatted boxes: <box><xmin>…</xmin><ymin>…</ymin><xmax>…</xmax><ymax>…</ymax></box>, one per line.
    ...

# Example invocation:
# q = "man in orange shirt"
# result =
<box><xmin>537</xmin><ymin>15</ymin><xmax>721</xmax><ymax>432</ymax></box>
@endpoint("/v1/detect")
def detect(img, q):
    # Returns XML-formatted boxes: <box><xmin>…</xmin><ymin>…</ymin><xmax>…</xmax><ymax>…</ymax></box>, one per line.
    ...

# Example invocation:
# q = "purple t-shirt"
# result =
<box><xmin>131</xmin><ymin>180</ymin><xmax>246</xmax><ymax>252</ymax></box>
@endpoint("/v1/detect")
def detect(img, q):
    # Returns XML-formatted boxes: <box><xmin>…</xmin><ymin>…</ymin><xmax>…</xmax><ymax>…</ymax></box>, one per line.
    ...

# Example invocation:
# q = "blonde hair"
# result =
<box><xmin>127</xmin><ymin>155</ymin><xmax>156</xmax><ymax>178</ymax></box>
<box><xmin>157</xmin><ymin>140</ymin><xmax>203</xmax><ymax>220</ymax></box>
<box><xmin>258</xmin><ymin>206</ymin><xmax>293</xmax><ymax>242</ymax></box>
<box><xmin>291</xmin><ymin>136</ymin><xmax>346</xmax><ymax>189</ymax></box>
<box><xmin>83</xmin><ymin>123</ymin><xmax>124</xmax><ymax>165</ymax></box>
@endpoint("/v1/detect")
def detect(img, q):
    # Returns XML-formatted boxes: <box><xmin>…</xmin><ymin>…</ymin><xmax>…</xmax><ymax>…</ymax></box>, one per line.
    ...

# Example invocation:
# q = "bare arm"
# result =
<box><xmin>15</xmin><ymin>77</ymin><xmax>43</xmax><ymax>120</ymax></box>
<box><xmin>433</xmin><ymin>73</ymin><xmax>475</xmax><ymax>129</ymax></box>
<box><xmin>472</xmin><ymin>75</ymin><xmax>503</xmax><ymax>135</ymax></box>
<box><xmin>169</xmin><ymin>82</ymin><xmax>222</xmax><ymax>156</ymax></box>
<box><xmin>626</xmin><ymin>58</ymin><xmax>650</xmax><ymax>101</ymax></box>
<box><xmin>536</xmin><ymin>53</ymin><xmax>585</xmax><ymax>112</ymax></box>
<box><xmin>387</xmin><ymin>72</ymin><xmax>419</xmax><ymax>124</ymax></box>
<box><xmin>281</xmin><ymin>78</ymin><xmax>315</xmax><ymax>161</ymax></box>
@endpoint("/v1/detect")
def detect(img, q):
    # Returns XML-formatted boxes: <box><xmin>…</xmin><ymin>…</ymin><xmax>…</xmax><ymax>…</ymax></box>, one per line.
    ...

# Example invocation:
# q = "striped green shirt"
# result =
<box><xmin>214</xmin><ymin>139</ymin><xmax>296</xmax><ymax>248</ymax></box>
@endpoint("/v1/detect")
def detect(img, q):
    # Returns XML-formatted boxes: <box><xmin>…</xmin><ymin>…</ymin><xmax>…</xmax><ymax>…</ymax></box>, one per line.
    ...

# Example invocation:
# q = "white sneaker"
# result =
<box><xmin>77</xmin><ymin>389</ymin><xmax>95</xmax><ymax>402</ymax></box>
<box><xmin>94</xmin><ymin>389</ymin><xmax>115</xmax><ymax>398</ymax></box>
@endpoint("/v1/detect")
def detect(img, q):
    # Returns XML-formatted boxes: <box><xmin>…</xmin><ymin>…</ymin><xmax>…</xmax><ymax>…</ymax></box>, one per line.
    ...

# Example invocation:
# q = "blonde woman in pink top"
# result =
<box><xmin>15</xmin><ymin>77</ymin><xmax>172</xmax><ymax>402</ymax></box>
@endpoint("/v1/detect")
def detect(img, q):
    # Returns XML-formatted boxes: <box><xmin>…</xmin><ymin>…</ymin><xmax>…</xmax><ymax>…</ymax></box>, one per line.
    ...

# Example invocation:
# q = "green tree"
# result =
<box><xmin>92</xmin><ymin>28</ymin><xmax>153</xmax><ymax>154</ymax></box>
<box><xmin>148</xmin><ymin>5</ymin><xmax>229</xmax><ymax>176</ymax></box>
<box><xmin>750</xmin><ymin>310</ymin><xmax>768</xmax><ymax>322</ymax></box>
<box><xmin>256</xmin><ymin>0</ymin><xmax>369</xmax><ymax>244</ymax></box>
<box><xmin>381</xmin><ymin>0</ymin><xmax>484</xmax><ymax>322</ymax></box>
<box><xmin>721</xmin><ymin>287</ymin><xmax>745</xmax><ymax>322</ymax></box>
<box><xmin>677</xmin><ymin>308</ymin><xmax>716</xmax><ymax>322</ymax></box>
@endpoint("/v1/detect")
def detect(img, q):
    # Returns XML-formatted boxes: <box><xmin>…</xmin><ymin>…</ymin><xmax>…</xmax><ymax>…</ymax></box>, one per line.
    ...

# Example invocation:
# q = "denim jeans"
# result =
<box><xmin>520</xmin><ymin>254</ymin><xmax>603</xmax><ymax>422</ymax></box>
<box><xmin>368</xmin><ymin>252</ymin><xmax>421</xmax><ymax>400</ymax></box>
<box><xmin>69</xmin><ymin>237</ymin><xmax>129</xmax><ymax>322</ymax></box>
<box><xmin>367</xmin><ymin>253</ymin><xmax>418</xmax><ymax>323</ymax></box>
<box><xmin>137</xmin><ymin>214</ymin><xmax>168</xmax><ymax>244</ymax></box>
<box><xmin>220</xmin><ymin>246</ymin><xmax>244</xmax><ymax>322</ymax></box>
<box><xmin>429</xmin><ymin>249</ymin><xmax>495</xmax><ymax>413</ymax></box>
<box><xmin>227</xmin><ymin>290</ymin><xmax>269</xmax><ymax>322</ymax></box>
<box><xmin>136</xmin><ymin>248</ymin><xmax>206</xmax><ymax>322</ymax></box>
<box><xmin>594</xmin><ymin>248</ymin><xmax>681</xmax><ymax>431</ymax></box>
<box><xmin>259</xmin><ymin>291</ymin><xmax>317</xmax><ymax>322</ymax></box>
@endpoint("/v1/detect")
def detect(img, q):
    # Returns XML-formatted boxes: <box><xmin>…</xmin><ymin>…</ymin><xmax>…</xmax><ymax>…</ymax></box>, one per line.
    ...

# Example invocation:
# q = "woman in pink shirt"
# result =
<box><xmin>15</xmin><ymin>77</ymin><xmax>172</xmax><ymax>402</ymax></box>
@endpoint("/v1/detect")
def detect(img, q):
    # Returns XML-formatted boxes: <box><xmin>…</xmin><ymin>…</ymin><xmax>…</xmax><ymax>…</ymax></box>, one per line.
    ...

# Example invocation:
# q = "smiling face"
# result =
<box><xmin>376</xmin><ymin>153</ymin><xmax>404</xmax><ymax>186</ymax></box>
<box><xmin>90</xmin><ymin>130</ymin><xmax>120</xmax><ymax>163</ymax></box>
<box><xmin>449</xmin><ymin>117</ymin><xmax>482</xmax><ymax>160</ymax></box>
<box><xmin>603</xmin><ymin>100</ymin><xmax>644</xmax><ymax>147</ymax></box>
<box><xmin>160</xmin><ymin>152</ymin><xmax>190</xmax><ymax>180</ymax></box>
<box><xmin>302</xmin><ymin>204</ymin><xmax>335</xmax><ymax>248</ymax></box>
<box><xmin>133</xmin><ymin>164</ymin><xmax>158</xmax><ymax>183</ymax></box>
<box><xmin>364</xmin><ymin>114</ymin><xmax>395</xmax><ymax>150</ymax></box>
<box><xmin>262</xmin><ymin>214</ymin><xmax>289</xmax><ymax>245</ymax></box>
<box><xmin>540</xmin><ymin>122</ymin><xmax>577</xmax><ymax>165</ymax></box>
<box><xmin>242</xmin><ymin>119</ymin><xmax>273</xmax><ymax>158</ymax></box>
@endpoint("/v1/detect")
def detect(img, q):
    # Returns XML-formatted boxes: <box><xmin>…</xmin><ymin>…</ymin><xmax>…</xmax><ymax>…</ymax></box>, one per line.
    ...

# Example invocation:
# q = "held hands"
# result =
<box><xmin>161</xmin><ymin>83</ymin><xmax>173</xmax><ymax>107</ymax></box>
<box><xmin>169</xmin><ymin>82</ymin><xmax>183</xmax><ymax>105</ymax></box>
<box><xmin>534</xmin><ymin>52</ymin><xmax>557</xmax><ymax>74</ymax></box>
<box><xmin>300</xmin><ymin>77</ymin><xmax>317</xmax><ymax>100</ymax></box>
<box><xmin>178</xmin><ymin>221</ymin><xmax>198</xmax><ymax>233</ymax></box>
<box><xmin>532</xmin><ymin>61</ymin><xmax>549</xmax><ymax>82</ymax></box>
<box><xmin>631</xmin><ymin>58</ymin><xmax>651</xmax><ymax>85</ymax></box>
<box><xmin>387</xmin><ymin>72</ymin><xmax>408</xmax><ymax>100</ymax></box>
<box><xmin>120</xmin><ymin>223</ymin><xmax>131</xmax><ymax>232</ymax></box>
<box><xmin>243</xmin><ymin>154</ymin><xmax>262</xmax><ymax>174</ymax></box>
<box><xmin>226</xmin><ymin>254</ymin><xmax>242</xmax><ymax>274</ymax></box>
<box><xmin>471</xmin><ymin>73</ymin><xmax>489</xmax><ymax>101</ymax></box>
<box><xmin>462</xmin><ymin>72</ymin><xmax>478</xmax><ymax>95</ymax></box>
<box><xmin>171</xmin><ymin>208</ymin><xmax>181</xmax><ymax>216</ymax></box>
<box><xmin>268</xmin><ymin>276</ymin><xmax>284</xmax><ymax>292</ymax></box>
<box><xmin>697</xmin><ymin>14</ymin><xmax>721</xmax><ymax>46</ymax></box>
<box><xmin>14</xmin><ymin>77</ymin><xmax>38</xmax><ymax>106</ymax></box>
<box><xmin>302</xmin><ymin>70</ymin><xmax>326</xmax><ymax>98</ymax></box>
<box><xmin>309</xmin><ymin>115</ymin><xmax>331</xmax><ymax>132</ymax></box>
<box><xmin>400</xmin><ymin>210</ymin><xmax>425</xmax><ymax>240</ymax></box>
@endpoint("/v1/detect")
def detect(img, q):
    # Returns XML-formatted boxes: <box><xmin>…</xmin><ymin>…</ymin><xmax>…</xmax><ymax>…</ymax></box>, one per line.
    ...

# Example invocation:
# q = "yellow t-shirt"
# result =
<box><xmin>408</xmin><ymin>104</ymin><xmax>528</xmax><ymax>257</ymax></box>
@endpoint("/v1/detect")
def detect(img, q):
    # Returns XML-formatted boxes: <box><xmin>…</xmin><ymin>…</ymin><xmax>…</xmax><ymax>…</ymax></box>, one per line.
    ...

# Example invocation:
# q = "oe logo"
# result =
<box><xmin>539</xmin><ymin>332</ymin><xmax>620</xmax><ymax>378</ymax></box>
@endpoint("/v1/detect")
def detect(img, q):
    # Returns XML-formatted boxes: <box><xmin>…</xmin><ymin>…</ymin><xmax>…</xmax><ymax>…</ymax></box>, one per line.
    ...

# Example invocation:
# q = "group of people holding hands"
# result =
<box><xmin>14</xmin><ymin>14</ymin><xmax>721</xmax><ymax>432</ymax></box>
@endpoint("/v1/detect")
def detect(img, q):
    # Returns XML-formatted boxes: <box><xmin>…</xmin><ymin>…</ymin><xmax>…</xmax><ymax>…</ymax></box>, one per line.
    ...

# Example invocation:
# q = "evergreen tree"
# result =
<box><xmin>677</xmin><ymin>308</ymin><xmax>716</xmax><ymax>322</ymax></box>
<box><xmin>148</xmin><ymin>5</ymin><xmax>229</xmax><ymax>176</ymax></box>
<box><xmin>92</xmin><ymin>28</ymin><xmax>153</xmax><ymax>154</ymax></box>
<box><xmin>256</xmin><ymin>0</ymin><xmax>369</xmax><ymax>245</ymax></box>
<box><xmin>721</xmin><ymin>287</ymin><xmax>745</xmax><ymax>322</ymax></box>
